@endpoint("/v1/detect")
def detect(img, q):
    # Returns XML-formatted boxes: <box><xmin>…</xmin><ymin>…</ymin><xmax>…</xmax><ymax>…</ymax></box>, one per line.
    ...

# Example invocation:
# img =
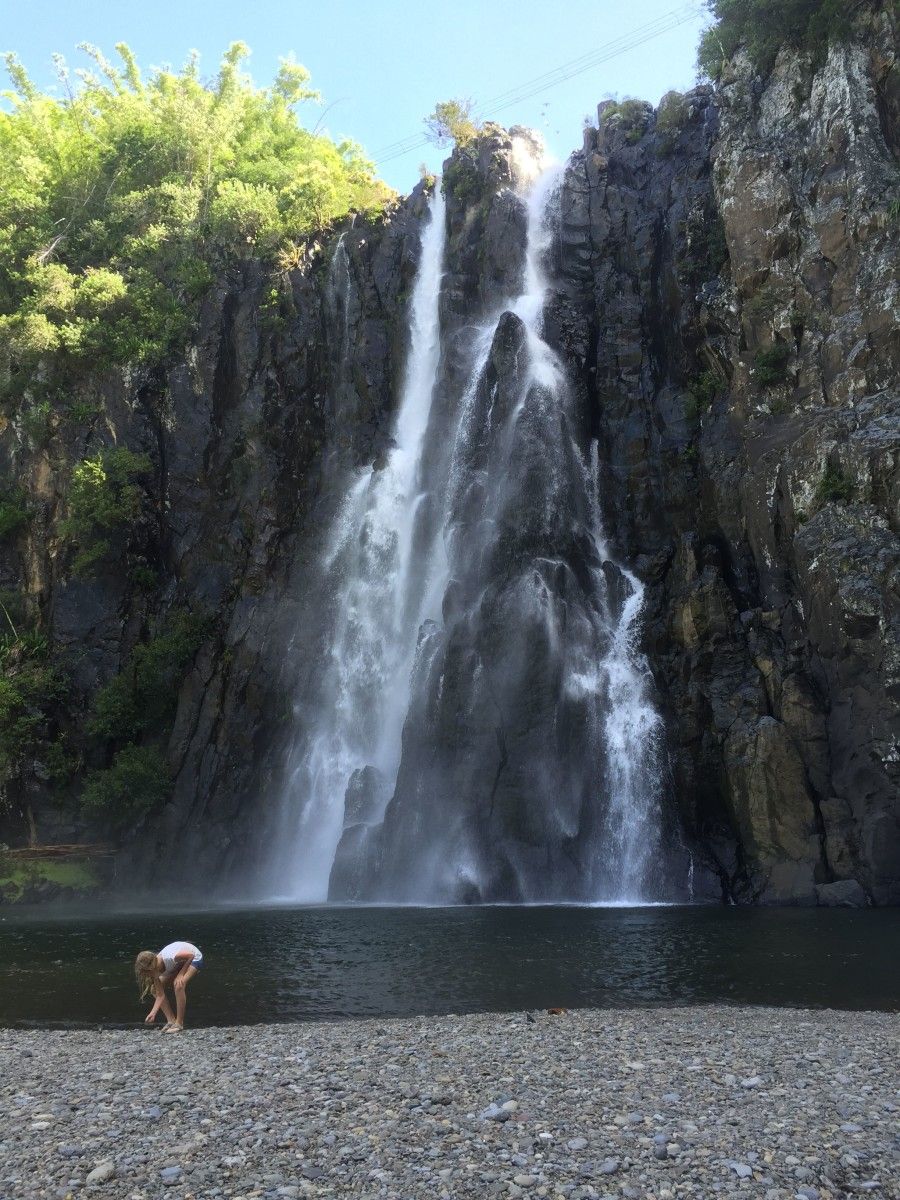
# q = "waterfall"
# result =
<box><xmin>271</xmin><ymin>186</ymin><xmax>447</xmax><ymax>902</ymax></box>
<box><xmin>272</xmin><ymin>155</ymin><xmax>671</xmax><ymax>905</ymax></box>
<box><xmin>354</xmin><ymin>160</ymin><xmax>666</xmax><ymax>903</ymax></box>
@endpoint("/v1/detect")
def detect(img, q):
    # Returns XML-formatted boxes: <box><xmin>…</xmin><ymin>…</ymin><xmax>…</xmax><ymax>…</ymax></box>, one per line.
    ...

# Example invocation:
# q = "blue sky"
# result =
<box><xmin>1</xmin><ymin>1</ymin><xmax>710</xmax><ymax>193</ymax></box>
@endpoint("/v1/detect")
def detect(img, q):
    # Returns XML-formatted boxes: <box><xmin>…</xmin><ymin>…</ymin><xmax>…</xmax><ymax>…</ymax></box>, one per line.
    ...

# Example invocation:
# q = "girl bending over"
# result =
<box><xmin>134</xmin><ymin>940</ymin><xmax>203</xmax><ymax>1032</ymax></box>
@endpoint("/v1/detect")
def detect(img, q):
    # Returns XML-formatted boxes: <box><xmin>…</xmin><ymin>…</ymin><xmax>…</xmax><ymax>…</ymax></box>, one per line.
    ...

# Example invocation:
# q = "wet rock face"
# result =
<box><xmin>548</xmin><ymin>3</ymin><xmax>899</xmax><ymax>904</ymax></box>
<box><xmin>0</xmin><ymin>188</ymin><xmax>432</xmax><ymax>884</ymax></box>
<box><xmin>3</xmin><ymin>6</ymin><xmax>897</xmax><ymax>906</ymax></box>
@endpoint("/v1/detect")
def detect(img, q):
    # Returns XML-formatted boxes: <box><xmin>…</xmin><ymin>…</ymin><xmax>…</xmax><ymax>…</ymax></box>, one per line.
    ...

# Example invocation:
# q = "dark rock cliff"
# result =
<box><xmin>1</xmin><ymin>5</ymin><xmax>897</xmax><ymax>904</ymax></box>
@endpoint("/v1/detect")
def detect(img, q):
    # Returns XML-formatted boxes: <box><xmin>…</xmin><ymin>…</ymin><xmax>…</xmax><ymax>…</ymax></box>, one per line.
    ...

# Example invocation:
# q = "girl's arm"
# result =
<box><xmin>147</xmin><ymin>975</ymin><xmax>176</xmax><ymax>1025</ymax></box>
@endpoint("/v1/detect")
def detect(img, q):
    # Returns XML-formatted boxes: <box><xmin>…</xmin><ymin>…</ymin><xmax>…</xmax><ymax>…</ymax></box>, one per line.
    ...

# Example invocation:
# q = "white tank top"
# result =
<box><xmin>158</xmin><ymin>941</ymin><xmax>202</xmax><ymax>973</ymax></box>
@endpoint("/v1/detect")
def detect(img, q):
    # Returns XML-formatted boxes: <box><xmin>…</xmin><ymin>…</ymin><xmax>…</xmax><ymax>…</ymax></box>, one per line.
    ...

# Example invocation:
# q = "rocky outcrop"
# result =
<box><xmin>550</xmin><ymin>2</ymin><xmax>899</xmax><ymax>903</ymax></box>
<box><xmin>0</xmin><ymin>193</ymin><xmax>432</xmax><ymax>885</ymax></box>
<box><xmin>1</xmin><ymin>5</ymin><xmax>897</xmax><ymax>905</ymax></box>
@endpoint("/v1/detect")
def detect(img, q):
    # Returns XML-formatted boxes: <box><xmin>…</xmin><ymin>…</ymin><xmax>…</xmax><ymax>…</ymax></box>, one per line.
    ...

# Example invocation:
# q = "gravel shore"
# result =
<box><xmin>1</xmin><ymin>1007</ymin><xmax>897</xmax><ymax>1200</ymax></box>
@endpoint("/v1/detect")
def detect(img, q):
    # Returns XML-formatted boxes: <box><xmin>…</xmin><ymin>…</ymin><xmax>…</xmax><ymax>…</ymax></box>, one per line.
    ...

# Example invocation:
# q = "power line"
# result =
<box><xmin>373</xmin><ymin>3</ymin><xmax>704</xmax><ymax>166</ymax></box>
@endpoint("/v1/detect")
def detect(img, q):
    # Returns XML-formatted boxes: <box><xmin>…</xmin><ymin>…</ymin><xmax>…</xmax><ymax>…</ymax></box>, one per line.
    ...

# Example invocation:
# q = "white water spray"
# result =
<box><xmin>273</xmin><ymin>187</ymin><xmax>446</xmax><ymax>901</ymax></box>
<box><xmin>273</xmin><ymin>154</ymin><xmax>668</xmax><ymax>904</ymax></box>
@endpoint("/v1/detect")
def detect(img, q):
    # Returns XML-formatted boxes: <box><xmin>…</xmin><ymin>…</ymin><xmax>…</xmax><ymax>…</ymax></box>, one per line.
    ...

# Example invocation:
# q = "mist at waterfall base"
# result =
<box><xmin>269</xmin><ymin>140</ymin><xmax>684</xmax><ymax>906</ymax></box>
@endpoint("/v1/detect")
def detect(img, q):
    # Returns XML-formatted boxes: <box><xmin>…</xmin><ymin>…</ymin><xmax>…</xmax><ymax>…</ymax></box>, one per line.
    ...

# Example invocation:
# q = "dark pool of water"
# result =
<box><xmin>1</xmin><ymin>903</ymin><xmax>898</xmax><ymax>1028</ymax></box>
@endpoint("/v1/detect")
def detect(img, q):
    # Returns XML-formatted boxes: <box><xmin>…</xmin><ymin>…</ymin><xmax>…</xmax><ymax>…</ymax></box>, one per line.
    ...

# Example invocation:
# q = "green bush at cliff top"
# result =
<box><xmin>600</xmin><ymin>99</ymin><xmax>650</xmax><ymax>144</ymax></box>
<box><xmin>0</xmin><ymin>43</ymin><xmax>392</xmax><ymax>390</ymax></box>
<box><xmin>698</xmin><ymin>0</ymin><xmax>859</xmax><ymax>79</ymax></box>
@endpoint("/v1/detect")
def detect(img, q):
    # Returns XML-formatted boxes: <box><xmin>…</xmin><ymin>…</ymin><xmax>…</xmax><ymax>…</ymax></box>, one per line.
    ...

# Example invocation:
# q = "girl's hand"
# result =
<box><xmin>145</xmin><ymin>1006</ymin><xmax>160</xmax><ymax>1024</ymax></box>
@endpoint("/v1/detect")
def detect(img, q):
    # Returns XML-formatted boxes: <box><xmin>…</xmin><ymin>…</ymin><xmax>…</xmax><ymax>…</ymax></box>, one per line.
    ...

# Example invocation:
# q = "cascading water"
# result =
<box><xmin>273</xmin><ymin>148</ymin><xmax>674</xmax><ymax>905</ymax></box>
<box><xmin>270</xmin><ymin>186</ymin><xmax>447</xmax><ymax>902</ymax></box>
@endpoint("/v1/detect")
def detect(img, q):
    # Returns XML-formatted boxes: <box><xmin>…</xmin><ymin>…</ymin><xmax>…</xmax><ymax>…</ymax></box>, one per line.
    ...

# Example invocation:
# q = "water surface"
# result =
<box><xmin>1</xmin><ymin>904</ymin><xmax>897</xmax><ymax>1028</ymax></box>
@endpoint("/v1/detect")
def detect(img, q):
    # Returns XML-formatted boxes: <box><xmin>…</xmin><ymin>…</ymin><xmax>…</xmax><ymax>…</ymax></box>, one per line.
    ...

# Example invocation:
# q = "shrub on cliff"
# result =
<box><xmin>656</xmin><ymin>91</ymin><xmax>691</xmax><ymax>154</ymax></box>
<box><xmin>755</xmin><ymin>343</ymin><xmax>792</xmax><ymax>386</ymax></box>
<box><xmin>88</xmin><ymin>611</ymin><xmax>210</xmax><ymax>742</ymax></box>
<box><xmin>0</xmin><ymin>488</ymin><xmax>29</xmax><ymax>541</ymax></box>
<box><xmin>600</xmin><ymin>98</ymin><xmax>651</xmax><ymax>145</ymax></box>
<box><xmin>61</xmin><ymin>447</ymin><xmax>152</xmax><ymax>575</ymax></box>
<box><xmin>81</xmin><ymin>744</ymin><xmax>171</xmax><ymax>821</ymax></box>
<box><xmin>0</xmin><ymin>636</ymin><xmax>67</xmax><ymax>780</ymax></box>
<box><xmin>0</xmin><ymin>43</ymin><xmax>393</xmax><ymax>391</ymax></box>
<box><xmin>698</xmin><ymin>0</ymin><xmax>859</xmax><ymax>80</ymax></box>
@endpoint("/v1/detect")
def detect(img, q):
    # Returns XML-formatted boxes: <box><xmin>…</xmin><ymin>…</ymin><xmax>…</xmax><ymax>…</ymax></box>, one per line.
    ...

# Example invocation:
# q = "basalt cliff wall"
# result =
<box><xmin>1</xmin><ymin>7</ymin><xmax>897</xmax><ymax>904</ymax></box>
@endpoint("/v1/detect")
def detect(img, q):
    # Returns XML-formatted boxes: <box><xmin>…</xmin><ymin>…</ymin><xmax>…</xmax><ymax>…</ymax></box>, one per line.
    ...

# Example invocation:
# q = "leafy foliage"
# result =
<box><xmin>0</xmin><ymin>488</ymin><xmax>29</xmax><ymax>540</ymax></box>
<box><xmin>685</xmin><ymin>369</ymin><xmax>723</xmax><ymax>420</ymax></box>
<box><xmin>746</xmin><ymin>286</ymin><xmax>783</xmax><ymax>320</ymax></box>
<box><xmin>0</xmin><ymin>636</ymin><xmax>67</xmax><ymax>779</ymax></box>
<box><xmin>754</xmin><ymin>343</ymin><xmax>792</xmax><ymax>387</ymax></box>
<box><xmin>80</xmin><ymin>609</ymin><xmax>209</xmax><ymax>821</ymax></box>
<box><xmin>81</xmin><ymin>744</ymin><xmax>171</xmax><ymax>821</ymax></box>
<box><xmin>816</xmin><ymin>463</ymin><xmax>854</xmax><ymax>505</ymax></box>
<box><xmin>0</xmin><ymin>43</ymin><xmax>392</xmax><ymax>391</ymax></box>
<box><xmin>442</xmin><ymin>151</ymin><xmax>481</xmax><ymax>205</ymax></box>
<box><xmin>424</xmin><ymin>99</ymin><xmax>481</xmax><ymax>147</ymax></box>
<box><xmin>680</xmin><ymin>201</ymin><xmax>729</xmax><ymax>288</ymax></box>
<box><xmin>698</xmin><ymin>0</ymin><xmax>859</xmax><ymax>80</ymax></box>
<box><xmin>600</xmin><ymin>99</ymin><xmax>651</xmax><ymax>145</ymax></box>
<box><xmin>61</xmin><ymin>446</ymin><xmax>152</xmax><ymax>574</ymax></box>
<box><xmin>656</xmin><ymin>91</ymin><xmax>690</xmax><ymax>154</ymax></box>
<box><xmin>88</xmin><ymin>610</ymin><xmax>210</xmax><ymax>741</ymax></box>
<box><xmin>0</xmin><ymin>853</ymin><xmax>99</xmax><ymax>902</ymax></box>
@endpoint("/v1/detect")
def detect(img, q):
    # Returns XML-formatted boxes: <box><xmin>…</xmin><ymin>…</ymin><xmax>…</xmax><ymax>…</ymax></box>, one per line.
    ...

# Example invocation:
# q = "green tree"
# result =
<box><xmin>82</xmin><ymin>744</ymin><xmax>171</xmax><ymax>821</ymax></box>
<box><xmin>0</xmin><ymin>43</ymin><xmax>393</xmax><ymax>391</ymax></box>
<box><xmin>61</xmin><ymin>447</ymin><xmax>152</xmax><ymax>574</ymax></box>
<box><xmin>424</xmin><ymin>99</ymin><xmax>481</xmax><ymax>147</ymax></box>
<box><xmin>698</xmin><ymin>0</ymin><xmax>860</xmax><ymax>79</ymax></box>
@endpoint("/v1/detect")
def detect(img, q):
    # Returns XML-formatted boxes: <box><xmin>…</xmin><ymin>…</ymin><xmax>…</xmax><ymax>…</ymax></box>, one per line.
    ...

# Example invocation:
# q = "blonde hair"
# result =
<box><xmin>134</xmin><ymin>950</ymin><xmax>159</xmax><ymax>1001</ymax></box>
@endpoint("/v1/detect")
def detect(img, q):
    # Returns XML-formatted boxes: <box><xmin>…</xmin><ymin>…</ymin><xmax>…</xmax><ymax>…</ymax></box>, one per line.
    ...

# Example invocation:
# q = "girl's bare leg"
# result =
<box><xmin>154</xmin><ymin>977</ymin><xmax>177</xmax><ymax>1026</ymax></box>
<box><xmin>170</xmin><ymin>963</ymin><xmax>197</xmax><ymax>1028</ymax></box>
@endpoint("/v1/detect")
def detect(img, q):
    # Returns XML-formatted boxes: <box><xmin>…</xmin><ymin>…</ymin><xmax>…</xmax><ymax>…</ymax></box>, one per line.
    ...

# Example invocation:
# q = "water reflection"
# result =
<box><xmin>1</xmin><ymin>904</ymin><xmax>897</xmax><ymax>1027</ymax></box>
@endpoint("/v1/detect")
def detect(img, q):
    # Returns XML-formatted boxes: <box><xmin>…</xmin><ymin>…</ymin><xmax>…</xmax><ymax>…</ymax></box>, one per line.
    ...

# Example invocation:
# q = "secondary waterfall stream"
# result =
<box><xmin>270</xmin><ymin>186</ymin><xmax>447</xmax><ymax>902</ymax></box>
<box><xmin>272</xmin><ymin>152</ymin><xmax>671</xmax><ymax>904</ymax></box>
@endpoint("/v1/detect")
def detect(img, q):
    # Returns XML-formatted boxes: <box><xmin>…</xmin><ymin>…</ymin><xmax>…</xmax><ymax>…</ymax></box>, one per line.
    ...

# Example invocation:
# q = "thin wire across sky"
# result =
<box><xmin>374</xmin><ymin>3</ymin><xmax>705</xmax><ymax>165</ymax></box>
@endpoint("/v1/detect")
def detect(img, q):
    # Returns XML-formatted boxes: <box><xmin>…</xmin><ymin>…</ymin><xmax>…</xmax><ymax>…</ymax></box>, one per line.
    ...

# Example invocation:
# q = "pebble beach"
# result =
<box><xmin>1</xmin><ymin>1007</ymin><xmax>898</xmax><ymax>1200</ymax></box>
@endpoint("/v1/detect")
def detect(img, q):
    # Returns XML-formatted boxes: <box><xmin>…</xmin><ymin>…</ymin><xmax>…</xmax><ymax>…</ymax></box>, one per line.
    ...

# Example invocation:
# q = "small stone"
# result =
<box><xmin>513</xmin><ymin>1176</ymin><xmax>538</xmax><ymax>1188</ymax></box>
<box><xmin>741</xmin><ymin>1076</ymin><xmax>762</xmax><ymax>1088</ymax></box>
<box><xmin>732</xmin><ymin>1164</ymin><xmax>754</xmax><ymax>1179</ymax></box>
<box><xmin>599</xmin><ymin>1159</ymin><xmax>619</xmax><ymax>1175</ymax></box>
<box><xmin>567</xmin><ymin>1138</ymin><xmax>588</xmax><ymax>1151</ymax></box>
<box><xmin>160</xmin><ymin>1165</ymin><xmax>182</xmax><ymax>1184</ymax></box>
<box><xmin>85</xmin><ymin>1161</ymin><xmax>115</xmax><ymax>1185</ymax></box>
